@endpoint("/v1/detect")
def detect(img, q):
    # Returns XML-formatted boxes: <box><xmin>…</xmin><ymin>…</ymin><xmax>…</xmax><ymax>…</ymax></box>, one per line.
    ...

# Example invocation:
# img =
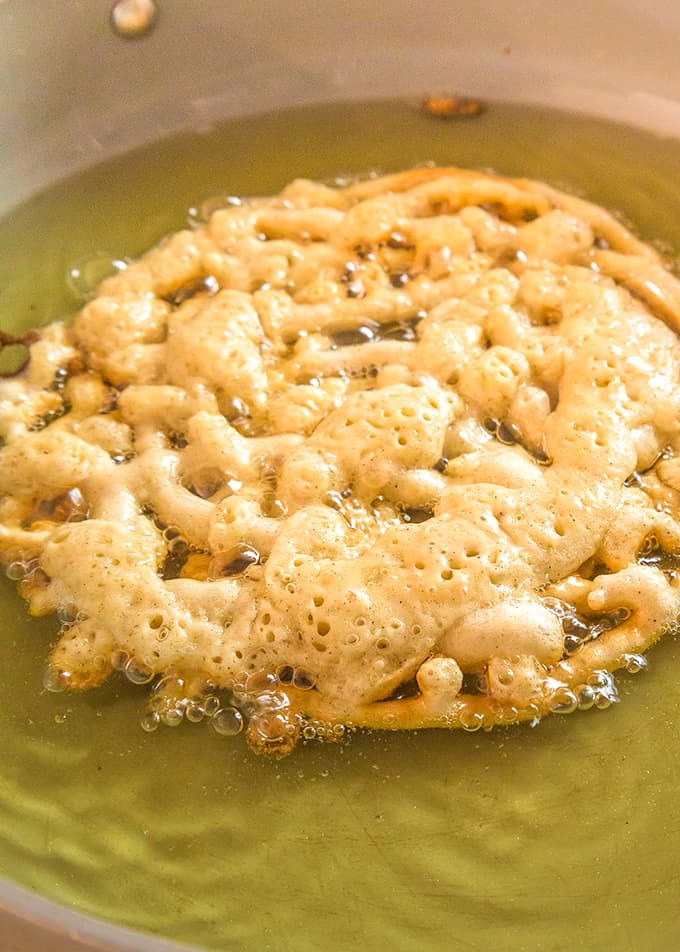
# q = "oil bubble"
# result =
<box><xmin>230</xmin><ymin>679</ymin><xmax>248</xmax><ymax>702</ymax></box>
<box><xmin>577</xmin><ymin>685</ymin><xmax>596</xmax><ymax>710</ymax></box>
<box><xmin>253</xmin><ymin>690</ymin><xmax>287</xmax><ymax>712</ymax></box>
<box><xmin>153</xmin><ymin>674</ymin><xmax>183</xmax><ymax>695</ymax></box>
<box><xmin>110</xmin><ymin>0</ymin><xmax>158</xmax><ymax>39</ymax></box>
<box><xmin>212</xmin><ymin>544</ymin><xmax>260</xmax><ymax>579</ymax></box>
<box><xmin>67</xmin><ymin>253</ymin><xmax>127</xmax><ymax>300</ymax></box>
<box><xmin>245</xmin><ymin>670</ymin><xmax>278</xmax><ymax>693</ymax></box>
<box><xmin>185</xmin><ymin>701</ymin><xmax>205</xmax><ymax>724</ymax></box>
<box><xmin>161</xmin><ymin>708</ymin><xmax>184</xmax><ymax>727</ymax></box>
<box><xmin>292</xmin><ymin>668</ymin><xmax>315</xmax><ymax>691</ymax></box>
<box><xmin>124</xmin><ymin>658</ymin><xmax>155</xmax><ymax>684</ymax></box>
<box><xmin>203</xmin><ymin>695</ymin><xmax>221</xmax><ymax>717</ymax></box>
<box><xmin>43</xmin><ymin>667</ymin><xmax>71</xmax><ymax>693</ymax></box>
<box><xmin>276</xmin><ymin>664</ymin><xmax>294</xmax><ymax>684</ymax></box>
<box><xmin>248</xmin><ymin>711</ymin><xmax>291</xmax><ymax>743</ymax></box>
<box><xmin>623</xmin><ymin>653</ymin><xmax>648</xmax><ymax>674</ymax></box>
<box><xmin>460</xmin><ymin>709</ymin><xmax>484</xmax><ymax>732</ymax></box>
<box><xmin>148</xmin><ymin>693</ymin><xmax>167</xmax><ymax>714</ymax></box>
<box><xmin>140</xmin><ymin>711</ymin><xmax>160</xmax><ymax>733</ymax></box>
<box><xmin>212</xmin><ymin>707</ymin><xmax>244</xmax><ymax>736</ymax></box>
<box><xmin>187</xmin><ymin>195</ymin><xmax>243</xmax><ymax>228</ymax></box>
<box><xmin>586</xmin><ymin>670</ymin><xmax>610</xmax><ymax>689</ymax></box>
<box><xmin>552</xmin><ymin>689</ymin><xmax>578</xmax><ymax>714</ymax></box>
<box><xmin>5</xmin><ymin>561</ymin><xmax>26</xmax><ymax>581</ymax></box>
<box><xmin>563</xmin><ymin>634</ymin><xmax>582</xmax><ymax>656</ymax></box>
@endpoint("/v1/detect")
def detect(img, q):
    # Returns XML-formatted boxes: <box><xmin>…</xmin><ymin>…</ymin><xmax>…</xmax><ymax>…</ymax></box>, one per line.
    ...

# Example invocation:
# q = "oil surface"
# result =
<box><xmin>1</xmin><ymin>100</ymin><xmax>680</xmax><ymax>952</ymax></box>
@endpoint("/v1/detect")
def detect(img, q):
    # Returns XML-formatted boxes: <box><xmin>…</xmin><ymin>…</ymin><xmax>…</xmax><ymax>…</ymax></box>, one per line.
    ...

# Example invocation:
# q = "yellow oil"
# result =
<box><xmin>0</xmin><ymin>99</ymin><xmax>679</xmax><ymax>952</ymax></box>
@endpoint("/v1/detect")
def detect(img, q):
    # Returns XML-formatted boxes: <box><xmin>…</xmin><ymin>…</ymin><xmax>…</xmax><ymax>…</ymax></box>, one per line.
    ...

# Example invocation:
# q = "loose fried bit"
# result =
<box><xmin>421</xmin><ymin>95</ymin><xmax>486</xmax><ymax>118</ymax></box>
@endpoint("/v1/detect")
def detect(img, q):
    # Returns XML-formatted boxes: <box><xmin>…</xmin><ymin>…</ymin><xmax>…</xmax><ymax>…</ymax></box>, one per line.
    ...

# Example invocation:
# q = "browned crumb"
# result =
<box><xmin>66</xmin><ymin>354</ymin><xmax>87</xmax><ymax>376</ymax></box>
<box><xmin>421</xmin><ymin>95</ymin><xmax>487</xmax><ymax>119</ymax></box>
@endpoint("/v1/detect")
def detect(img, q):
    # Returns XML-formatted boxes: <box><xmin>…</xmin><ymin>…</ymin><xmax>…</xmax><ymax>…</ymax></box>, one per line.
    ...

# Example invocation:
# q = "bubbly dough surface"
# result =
<box><xmin>3</xmin><ymin>166</ymin><xmax>680</xmax><ymax>755</ymax></box>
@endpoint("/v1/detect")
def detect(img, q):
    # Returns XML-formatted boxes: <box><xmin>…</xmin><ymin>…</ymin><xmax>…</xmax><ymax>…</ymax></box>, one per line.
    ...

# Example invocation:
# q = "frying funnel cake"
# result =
<box><xmin>2</xmin><ymin>166</ymin><xmax>680</xmax><ymax>756</ymax></box>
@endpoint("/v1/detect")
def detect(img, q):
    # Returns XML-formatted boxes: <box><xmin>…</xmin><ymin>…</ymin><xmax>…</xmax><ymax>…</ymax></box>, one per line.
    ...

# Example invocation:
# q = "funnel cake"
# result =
<box><xmin>2</xmin><ymin>166</ymin><xmax>680</xmax><ymax>755</ymax></box>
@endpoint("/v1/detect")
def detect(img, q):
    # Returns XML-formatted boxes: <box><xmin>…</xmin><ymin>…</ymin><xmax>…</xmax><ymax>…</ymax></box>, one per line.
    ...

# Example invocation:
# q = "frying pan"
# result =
<box><xmin>1</xmin><ymin>2</ymin><xmax>680</xmax><ymax>950</ymax></box>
